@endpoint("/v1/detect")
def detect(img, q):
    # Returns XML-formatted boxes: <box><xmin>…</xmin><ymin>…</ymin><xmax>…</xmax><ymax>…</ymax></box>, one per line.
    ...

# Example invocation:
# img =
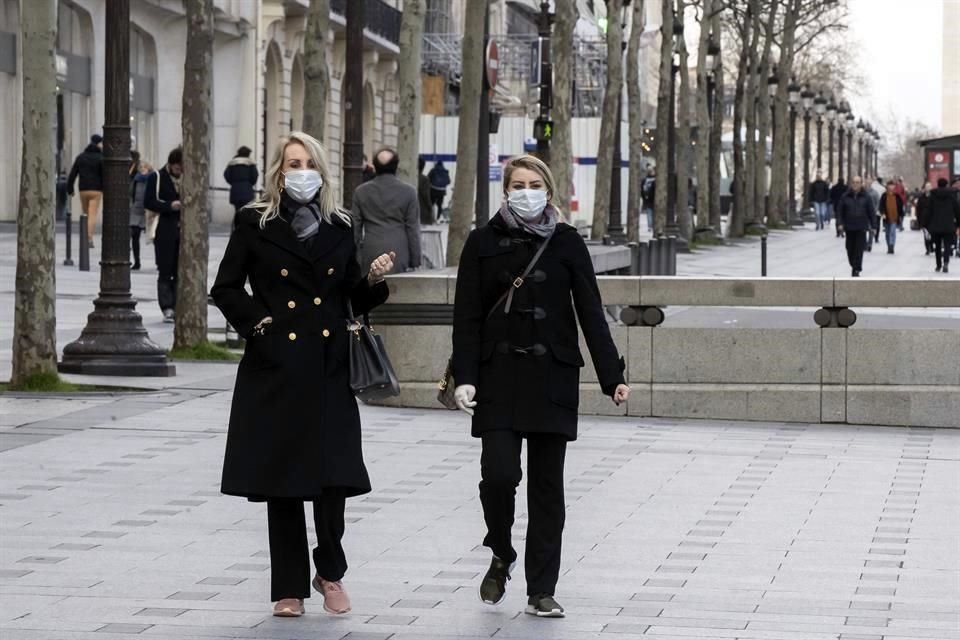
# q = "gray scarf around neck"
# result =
<box><xmin>288</xmin><ymin>202</ymin><xmax>321</xmax><ymax>241</ymax></box>
<box><xmin>499</xmin><ymin>202</ymin><xmax>558</xmax><ymax>238</ymax></box>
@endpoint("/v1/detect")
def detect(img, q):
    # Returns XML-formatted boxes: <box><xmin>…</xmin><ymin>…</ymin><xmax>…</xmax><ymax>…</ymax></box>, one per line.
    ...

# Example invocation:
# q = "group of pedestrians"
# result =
<box><xmin>210</xmin><ymin>132</ymin><xmax>627</xmax><ymax>620</ymax></box>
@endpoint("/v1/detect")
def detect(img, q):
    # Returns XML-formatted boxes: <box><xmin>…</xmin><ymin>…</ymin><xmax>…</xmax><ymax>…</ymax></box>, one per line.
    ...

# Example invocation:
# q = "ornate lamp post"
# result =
<box><xmin>800</xmin><ymin>86</ymin><xmax>815</xmax><ymax>211</ymax></box>
<box><xmin>606</xmin><ymin>0</ymin><xmax>630</xmax><ymax>244</ymax></box>
<box><xmin>837</xmin><ymin>100</ymin><xmax>848</xmax><ymax>181</ymax></box>
<box><xmin>856</xmin><ymin>118</ymin><xmax>866</xmax><ymax>177</ymax></box>
<box><xmin>872</xmin><ymin>129</ymin><xmax>880</xmax><ymax>178</ymax></box>
<box><xmin>814</xmin><ymin>90</ymin><xmax>827</xmax><ymax>171</ymax></box>
<box><xmin>826</xmin><ymin>97</ymin><xmax>837</xmax><ymax>181</ymax></box>
<box><xmin>845</xmin><ymin>110</ymin><xmax>855</xmax><ymax>180</ymax></box>
<box><xmin>788</xmin><ymin>78</ymin><xmax>801</xmax><ymax>224</ymax></box>
<box><xmin>705</xmin><ymin>38</ymin><xmax>719</xmax><ymax>117</ymax></box>
<box><xmin>664</xmin><ymin>15</ymin><xmax>685</xmax><ymax>249</ymax></box>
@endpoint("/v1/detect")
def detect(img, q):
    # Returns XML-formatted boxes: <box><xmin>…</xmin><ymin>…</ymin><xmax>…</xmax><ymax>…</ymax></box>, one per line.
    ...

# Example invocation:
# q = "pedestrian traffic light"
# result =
<box><xmin>534</xmin><ymin>119</ymin><xmax>554</xmax><ymax>142</ymax></box>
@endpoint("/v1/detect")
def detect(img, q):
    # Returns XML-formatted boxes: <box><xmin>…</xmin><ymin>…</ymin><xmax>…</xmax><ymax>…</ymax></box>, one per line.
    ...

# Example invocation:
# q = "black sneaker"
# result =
<box><xmin>936</xmin><ymin>265</ymin><xmax>942</xmax><ymax>273</ymax></box>
<box><xmin>526</xmin><ymin>593</ymin><xmax>565</xmax><ymax>618</ymax></box>
<box><xmin>479</xmin><ymin>556</ymin><xmax>513</xmax><ymax>605</ymax></box>
<box><xmin>944</xmin><ymin>265</ymin><xmax>950</xmax><ymax>274</ymax></box>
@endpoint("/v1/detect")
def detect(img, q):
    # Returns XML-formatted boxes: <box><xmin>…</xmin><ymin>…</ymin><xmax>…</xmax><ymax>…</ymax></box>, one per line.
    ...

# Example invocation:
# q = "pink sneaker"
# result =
<box><xmin>313</xmin><ymin>575</ymin><xmax>351</xmax><ymax>614</ymax></box>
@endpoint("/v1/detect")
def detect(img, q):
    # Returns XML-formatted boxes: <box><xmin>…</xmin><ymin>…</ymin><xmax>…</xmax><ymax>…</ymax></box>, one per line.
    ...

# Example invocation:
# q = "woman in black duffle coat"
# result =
<box><xmin>451</xmin><ymin>154</ymin><xmax>630</xmax><ymax>618</ymax></box>
<box><xmin>211</xmin><ymin>131</ymin><xmax>395</xmax><ymax>618</ymax></box>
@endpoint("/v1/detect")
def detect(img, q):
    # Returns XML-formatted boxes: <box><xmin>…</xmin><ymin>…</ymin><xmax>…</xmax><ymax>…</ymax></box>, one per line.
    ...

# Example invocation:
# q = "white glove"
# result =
<box><xmin>454</xmin><ymin>384</ymin><xmax>477</xmax><ymax>416</ymax></box>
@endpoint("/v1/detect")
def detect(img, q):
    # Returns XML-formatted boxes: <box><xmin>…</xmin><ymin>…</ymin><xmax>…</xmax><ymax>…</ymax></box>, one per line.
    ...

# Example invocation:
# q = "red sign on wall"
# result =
<box><xmin>927</xmin><ymin>150</ymin><xmax>951</xmax><ymax>186</ymax></box>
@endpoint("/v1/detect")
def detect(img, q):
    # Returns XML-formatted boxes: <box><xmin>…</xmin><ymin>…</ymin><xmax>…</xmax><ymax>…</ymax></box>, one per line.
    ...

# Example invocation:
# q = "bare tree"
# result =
<box><xmin>302</xmin><ymin>0</ymin><xmax>331</xmax><ymax>139</ymax></box>
<box><xmin>552</xmin><ymin>0</ymin><xmax>579</xmax><ymax>215</ymax></box>
<box><xmin>446</xmin><ymin>1</ymin><xmax>487</xmax><ymax>265</ymax></box>
<box><xmin>766</xmin><ymin>0</ymin><xmax>798</xmax><ymax>227</ymax></box>
<box><xmin>591</xmin><ymin>0</ymin><xmax>625</xmax><ymax>240</ymax></box>
<box><xmin>397</xmin><ymin>0</ymin><xmax>425</xmax><ymax>186</ymax></box>
<box><xmin>751</xmin><ymin>0</ymin><xmax>778</xmax><ymax>230</ymax></box>
<box><xmin>626</xmin><ymin>0</ymin><xmax>646</xmax><ymax>242</ymax></box>
<box><xmin>175</xmin><ymin>0</ymin><xmax>214</xmax><ymax>349</ymax></box>
<box><xmin>707</xmin><ymin>9</ymin><xmax>724</xmax><ymax>233</ymax></box>
<box><xmin>11</xmin><ymin>0</ymin><xmax>58</xmax><ymax>386</ymax></box>
<box><xmin>653</xmin><ymin>0</ymin><xmax>674</xmax><ymax>237</ymax></box>
<box><xmin>878</xmin><ymin>115</ymin><xmax>939</xmax><ymax>187</ymax></box>
<box><xmin>726</xmin><ymin>0</ymin><xmax>757</xmax><ymax>237</ymax></box>
<box><xmin>693</xmin><ymin>0</ymin><xmax>714</xmax><ymax>237</ymax></box>
<box><xmin>675</xmin><ymin>7</ymin><xmax>692</xmax><ymax>241</ymax></box>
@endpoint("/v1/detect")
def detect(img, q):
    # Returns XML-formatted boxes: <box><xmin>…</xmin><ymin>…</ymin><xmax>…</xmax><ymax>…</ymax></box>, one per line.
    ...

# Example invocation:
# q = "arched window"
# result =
<box><xmin>130</xmin><ymin>24</ymin><xmax>157</xmax><ymax>165</ymax></box>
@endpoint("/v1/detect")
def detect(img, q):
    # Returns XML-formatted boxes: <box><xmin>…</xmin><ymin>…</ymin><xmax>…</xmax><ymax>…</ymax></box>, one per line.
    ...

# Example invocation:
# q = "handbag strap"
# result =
<box><xmin>485</xmin><ymin>231</ymin><xmax>554</xmax><ymax>319</ymax></box>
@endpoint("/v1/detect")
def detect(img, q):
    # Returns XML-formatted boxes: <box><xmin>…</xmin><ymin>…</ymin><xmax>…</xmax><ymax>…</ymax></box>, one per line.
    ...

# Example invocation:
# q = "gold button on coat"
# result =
<box><xmin>280</xmin><ymin>268</ymin><xmax>289</xmax><ymax>277</ymax></box>
<box><xmin>287</xmin><ymin>300</ymin><xmax>296</xmax><ymax>309</ymax></box>
<box><xmin>327</xmin><ymin>267</ymin><xmax>335</xmax><ymax>275</ymax></box>
<box><xmin>313</xmin><ymin>297</ymin><xmax>322</xmax><ymax>305</ymax></box>
<box><xmin>322</xmin><ymin>329</ymin><xmax>331</xmax><ymax>338</ymax></box>
<box><xmin>288</xmin><ymin>332</ymin><xmax>297</xmax><ymax>341</ymax></box>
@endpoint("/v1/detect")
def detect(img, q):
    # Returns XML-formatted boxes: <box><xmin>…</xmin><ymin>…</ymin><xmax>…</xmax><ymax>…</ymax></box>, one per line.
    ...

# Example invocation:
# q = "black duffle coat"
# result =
<box><xmin>211</xmin><ymin>207</ymin><xmax>388</xmax><ymax>500</ymax></box>
<box><xmin>452</xmin><ymin>214</ymin><xmax>625</xmax><ymax>441</ymax></box>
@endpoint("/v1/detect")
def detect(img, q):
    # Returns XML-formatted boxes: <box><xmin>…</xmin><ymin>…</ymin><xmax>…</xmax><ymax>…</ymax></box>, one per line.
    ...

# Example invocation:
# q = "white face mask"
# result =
<box><xmin>507</xmin><ymin>188</ymin><xmax>548</xmax><ymax>221</ymax></box>
<box><xmin>283</xmin><ymin>169</ymin><xmax>323</xmax><ymax>204</ymax></box>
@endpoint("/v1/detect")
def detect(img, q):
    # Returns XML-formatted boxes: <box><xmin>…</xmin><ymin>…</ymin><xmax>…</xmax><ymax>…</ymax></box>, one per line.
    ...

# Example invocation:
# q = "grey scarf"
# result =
<box><xmin>288</xmin><ymin>202</ymin><xmax>321</xmax><ymax>241</ymax></box>
<box><xmin>499</xmin><ymin>202</ymin><xmax>558</xmax><ymax>238</ymax></box>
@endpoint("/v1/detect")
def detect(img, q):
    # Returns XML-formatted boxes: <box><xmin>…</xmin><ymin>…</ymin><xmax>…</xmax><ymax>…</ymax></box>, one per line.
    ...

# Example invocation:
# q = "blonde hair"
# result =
<box><xmin>250</xmin><ymin>131</ymin><xmax>350</xmax><ymax>228</ymax></box>
<box><xmin>502</xmin><ymin>154</ymin><xmax>565</xmax><ymax>220</ymax></box>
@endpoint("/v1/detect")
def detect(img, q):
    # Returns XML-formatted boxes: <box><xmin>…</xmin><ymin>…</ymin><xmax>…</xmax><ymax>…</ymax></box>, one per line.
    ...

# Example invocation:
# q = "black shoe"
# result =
<box><xmin>526</xmin><ymin>593</ymin><xmax>565</xmax><ymax>618</ymax></box>
<box><xmin>132</xmin><ymin>263</ymin><xmax>141</xmax><ymax>271</ymax></box>
<box><xmin>936</xmin><ymin>265</ymin><xmax>942</xmax><ymax>273</ymax></box>
<box><xmin>479</xmin><ymin>556</ymin><xmax>513</xmax><ymax>605</ymax></box>
<box><xmin>852</xmin><ymin>270</ymin><xmax>861</xmax><ymax>277</ymax></box>
<box><xmin>944</xmin><ymin>265</ymin><xmax>950</xmax><ymax>274</ymax></box>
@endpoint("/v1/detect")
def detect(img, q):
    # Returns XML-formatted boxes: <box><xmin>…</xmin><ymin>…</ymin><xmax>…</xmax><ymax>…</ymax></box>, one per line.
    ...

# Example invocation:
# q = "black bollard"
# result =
<box><xmin>665</xmin><ymin>236</ymin><xmax>677</xmax><ymax>276</ymax></box>
<box><xmin>63</xmin><ymin>208</ymin><xmax>74</xmax><ymax>266</ymax></box>
<box><xmin>79</xmin><ymin>213</ymin><xmax>90</xmax><ymax>271</ymax></box>
<box><xmin>761</xmin><ymin>233</ymin><xmax>768</xmax><ymax>277</ymax></box>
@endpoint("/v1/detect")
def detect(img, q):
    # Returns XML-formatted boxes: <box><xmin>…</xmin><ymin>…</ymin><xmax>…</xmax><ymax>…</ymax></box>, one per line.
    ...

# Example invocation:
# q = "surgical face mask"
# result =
<box><xmin>507</xmin><ymin>188</ymin><xmax>548</xmax><ymax>221</ymax></box>
<box><xmin>283</xmin><ymin>169</ymin><xmax>323</xmax><ymax>204</ymax></box>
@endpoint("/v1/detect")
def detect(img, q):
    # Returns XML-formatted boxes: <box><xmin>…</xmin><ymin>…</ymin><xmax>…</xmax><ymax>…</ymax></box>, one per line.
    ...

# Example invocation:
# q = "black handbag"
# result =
<box><xmin>347</xmin><ymin>300</ymin><xmax>400</xmax><ymax>401</ymax></box>
<box><xmin>438</xmin><ymin>232</ymin><xmax>554</xmax><ymax>410</ymax></box>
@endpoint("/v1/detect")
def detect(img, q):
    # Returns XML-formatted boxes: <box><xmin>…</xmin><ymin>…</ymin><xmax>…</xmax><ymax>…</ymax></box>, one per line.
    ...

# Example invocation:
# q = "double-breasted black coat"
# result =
<box><xmin>211</xmin><ymin>207</ymin><xmax>388</xmax><ymax>500</ymax></box>
<box><xmin>452</xmin><ymin>213</ymin><xmax>625</xmax><ymax>441</ymax></box>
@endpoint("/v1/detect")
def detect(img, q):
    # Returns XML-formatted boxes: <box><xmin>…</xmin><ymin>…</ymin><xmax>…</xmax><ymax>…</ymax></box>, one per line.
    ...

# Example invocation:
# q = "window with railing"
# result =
<box><xmin>330</xmin><ymin>0</ymin><xmax>401</xmax><ymax>46</ymax></box>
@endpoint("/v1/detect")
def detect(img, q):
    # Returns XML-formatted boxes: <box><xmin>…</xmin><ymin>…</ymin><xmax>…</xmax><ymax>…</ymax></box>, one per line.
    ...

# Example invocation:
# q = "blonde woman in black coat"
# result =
<box><xmin>211</xmin><ymin>132</ymin><xmax>395</xmax><ymax>618</ymax></box>
<box><xmin>451</xmin><ymin>155</ymin><xmax>630</xmax><ymax>618</ymax></box>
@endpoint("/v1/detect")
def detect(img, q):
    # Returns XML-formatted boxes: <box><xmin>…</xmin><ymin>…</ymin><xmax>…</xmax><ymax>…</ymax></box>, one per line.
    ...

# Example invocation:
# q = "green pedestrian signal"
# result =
<box><xmin>534</xmin><ymin>119</ymin><xmax>554</xmax><ymax>142</ymax></box>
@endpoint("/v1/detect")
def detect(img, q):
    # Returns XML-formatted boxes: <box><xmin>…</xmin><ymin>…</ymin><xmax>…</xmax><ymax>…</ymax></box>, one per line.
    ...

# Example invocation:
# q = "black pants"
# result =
<box><xmin>155</xmin><ymin>218</ymin><xmax>179</xmax><ymax>311</ymax></box>
<box><xmin>479</xmin><ymin>430</ymin><xmax>567</xmax><ymax>597</ymax></box>
<box><xmin>267</xmin><ymin>494</ymin><xmax>347</xmax><ymax>601</ymax></box>
<box><xmin>932</xmin><ymin>233</ymin><xmax>955</xmax><ymax>268</ymax></box>
<box><xmin>130</xmin><ymin>226</ymin><xmax>142</xmax><ymax>267</ymax></box>
<box><xmin>845</xmin><ymin>230</ymin><xmax>867</xmax><ymax>272</ymax></box>
<box><xmin>431</xmin><ymin>190</ymin><xmax>445</xmax><ymax>219</ymax></box>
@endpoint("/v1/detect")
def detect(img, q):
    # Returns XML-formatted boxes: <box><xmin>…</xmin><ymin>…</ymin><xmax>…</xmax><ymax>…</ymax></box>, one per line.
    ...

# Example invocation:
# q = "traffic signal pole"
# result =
<box><xmin>534</xmin><ymin>1</ymin><xmax>553</xmax><ymax>164</ymax></box>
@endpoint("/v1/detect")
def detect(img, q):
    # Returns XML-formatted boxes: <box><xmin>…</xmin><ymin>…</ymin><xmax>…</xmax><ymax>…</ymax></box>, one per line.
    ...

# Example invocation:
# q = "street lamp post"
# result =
<box><xmin>606</xmin><ymin>0</ymin><xmax>630</xmax><ymax>244</ymax></box>
<box><xmin>788</xmin><ymin>78</ymin><xmax>801</xmax><ymax>225</ymax></box>
<box><xmin>845</xmin><ymin>110</ymin><xmax>855</xmax><ymax>180</ymax></box>
<box><xmin>60</xmin><ymin>0</ymin><xmax>173</xmax><ymax>376</ymax></box>
<box><xmin>800</xmin><ymin>86</ymin><xmax>814</xmax><ymax>211</ymax></box>
<box><xmin>826</xmin><ymin>97</ymin><xmax>837</xmax><ymax>181</ymax></box>
<box><xmin>533</xmin><ymin>1</ymin><xmax>553</xmax><ymax>165</ymax></box>
<box><xmin>837</xmin><ymin>100</ymin><xmax>847</xmax><ymax>182</ymax></box>
<box><xmin>700</xmin><ymin>35</ymin><xmax>720</xmax><ymax>241</ymax></box>
<box><xmin>873</xmin><ymin>130</ymin><xmax>880</xmax><ymax>178</ymax></box>
<box><xmin>342</xmin><ymin>0</ymin><xmax>366</xmax><ymax>211</ymax></box>
<box><xmin>857</xmin><ymin>118</ymin><xmax>865</xmax><ymax>177</ymax></box>
<box><xmin>664</xmin><ymin>15</ymin><xmax>684</xmax><ymax>249</ymax></box>
<box><xmin>814</xmin><ymin>90</ymin><xmax>826</xmax><ymax>171</ymax></box>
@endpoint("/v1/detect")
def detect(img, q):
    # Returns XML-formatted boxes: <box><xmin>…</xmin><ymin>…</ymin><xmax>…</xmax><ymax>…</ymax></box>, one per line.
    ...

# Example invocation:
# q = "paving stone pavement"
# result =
<box><xmin>1</xmin><ymin>378</ymin><xmax>959</xmax><ymax>640</ymax></box>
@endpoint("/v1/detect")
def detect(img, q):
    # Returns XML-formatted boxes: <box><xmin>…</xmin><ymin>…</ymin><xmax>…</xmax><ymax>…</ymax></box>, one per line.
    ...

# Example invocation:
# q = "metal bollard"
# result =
<box><xmin>79</xmin><ymin>213</ymin><xmax>90</xmax><ymax>271</ymax></box>
<box><xmin>760</xmin><ymin>233</ymin><xmax>768</xmax><ymax>277</ymax></box>
<box><xmin>63</xmin><ymin>208</ymin><xmax>74</xmax><ymax>266</ymax></box>
<box><xmin>665</xmin><ymin>236</ymin><xmax>677</xmax><ymax>276</ymax></box>
<box><xmin>627</xmin><ymin>241</ymin><xmax>640</xmax><ymax>275</ymax></box>
<box><xmin>637</xmin><ymin>242</ymin><xmax>649</xmax><ymax>275</ymax></box>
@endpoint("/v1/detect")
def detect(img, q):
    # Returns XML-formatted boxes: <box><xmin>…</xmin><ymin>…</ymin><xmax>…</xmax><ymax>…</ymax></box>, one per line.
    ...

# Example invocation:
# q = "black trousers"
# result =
<box><xmin>266</xmin><ymin>494</ymin><xmax>347</xmax><ymax>601</ymax></box>
<box><xmin>932</xmin><ymin>233</ymin><xmax>955</xmax><ymax>268</ymax></box>
<box><xmin>845</xmin><ymin>230</ymin><xmax>867</xmax><ymax>272</ymax></box>
<box><xmin>479</xmin><ymin>430</ymin><xmax>567</xmax><ymax>596</ymax></box>
<box><xmin>155</xmin><ymin>218</ymin><xmax>179</xmax><ymax>311</ymax></box>
<box><xmin>130</xmin><ymin>226</ymin><xmax>142</xmax><ymax>266</ymax></box>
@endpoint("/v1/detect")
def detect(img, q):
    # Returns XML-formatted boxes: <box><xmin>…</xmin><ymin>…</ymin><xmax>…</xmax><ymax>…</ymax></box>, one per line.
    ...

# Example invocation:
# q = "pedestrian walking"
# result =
<box><xmin>451</xmin><ymin>155</ymin><xmax>629</xmax><ymax>618</ymax></box>
<box><xmin>427</xmin><ymin>160</ymin><xmax>451</xmax><ymax>221</ymax></box>
<box><xmin>66</xmin><ymin>133</ymin><xmax>104</xmax><ymax>248</ymax></box>
<box><xmin>210</xmin><ymin>131</ymin><xmax>395</xmax><ymax>618</ymax></box>
<box><xmin>836</xmin><ymin>176</ymin><xmax>878</xmax><ymax>277</ymax></box>
<box><xmin>417</xmin><ymin>156</ymin><xmax>434</xmax><ymax>225</ymax></box>
<box><xmin>223</xmin><ymin>145</ymin><xmax>259</xmax><ymax>225</ymax></box>
<box><xmin>352</xmin><ymin>147</ymin><xmax>422</xmax><ymax>273</ymax></box>
<box><xmin>916</xmin><ymin>182</ymin><xmax>934</xmax><ymax>255</ymax></box>
<box><xmin>864</xmin><ymin>175</ymin><xmax>882</xmax><ymax>250</ymax></box>
<box><xmin>921</xmin><ymin>178</ymin><xmax>960</xmax><ymax>273</ymax></box>
<box><xmin>129</xmin><ymin>161</ymin><xmax>153</xmax><ymax>271</ymax></box>
<box><xmin>809</xmin><ymin>169</ymin><xmax>831</xmax><ymax>230</ymax></box>
<box><xmin>894</xmin><ymin>177</ymin><xmax>908</xmax><ymax>230</ymax></box>
<box><xmin>144</xmin><ymin>147</ymin><xmax>183</xmax><ymax>322</ymax></box>
<box><xmin>829</xmin><ymin>176</ymin><xmax>847</xmax><ymax>237</ymax></box>
<box><xmin>878</xmin><ymin>180</ymin><xmax>904</xmax><ymax>254</ymax></box>
<box><xmin>641</xmin><ymin>166</ymin><xmax>656</xmax><ymax>233</ymax></box>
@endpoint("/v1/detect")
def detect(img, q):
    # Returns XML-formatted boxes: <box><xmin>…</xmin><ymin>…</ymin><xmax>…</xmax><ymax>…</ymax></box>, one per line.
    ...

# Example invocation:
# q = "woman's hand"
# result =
<box><xmin>612</xmin><ymin>384</ymin><xmax>630</xmax><ymax>406</ymax></box>
<box><xmin>368</xmin><ymin>251</ymin><xmax>396</xmax><ymax>283</ymax></box>
<box><xmin>454</xmin><ymin>384</ymin><xmax>477</xmax><ymax>416</ymax></box>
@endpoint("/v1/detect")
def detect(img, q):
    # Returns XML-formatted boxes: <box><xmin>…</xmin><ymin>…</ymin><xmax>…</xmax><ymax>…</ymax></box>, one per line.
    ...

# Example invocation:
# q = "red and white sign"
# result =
<box><xmin>485</xmin><ymin>40</ymin><xmax>499</xmax><ymax>89</ymax></box>
<box><xmin>927</xmin><ymin>150</ymin><xmax>950</xmax><ymax>186</ymax></box>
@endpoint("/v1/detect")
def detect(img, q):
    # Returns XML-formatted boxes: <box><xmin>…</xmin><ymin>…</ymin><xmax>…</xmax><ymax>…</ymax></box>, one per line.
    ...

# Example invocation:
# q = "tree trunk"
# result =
<box><xmin>752</xmin><ymin>0</ymin><xmax>778</xmax><ymax>227</ymax></box>
<box><xmin>175</xmin><ymin>0</ymin><xmax>214</xmax><ymax>349</ymax></box>
<box><xmin>626</xmin><ymin>0</ymin><xmax>645</xmax><ymax>242</ymax></box>
<box><xmin>676</xmin><ymin>20</ymin><xmax>692</xmax><ymax>241</ymax></box>
<box><xmin>767</xmin><ymin>0</ymin><xmax>798</xmax><ymax>227</ymax></box>
<box><xmin>445</xmin><ymin>1</ymin><xmax>487</xmax><ymax>266</ymax></box>
<box><xmin>11</xmin><ymin>0</ymin><xmax>58</xmax><ymax>386</ymax></box>
<box><xmin>552</xmin><ymin>0</ymin><xmax>578</xmax><ymax>216</ymax></box>
<box><xmin>653</xmin><ymin>0</ymin><xmax>673</xmax><ymax>237</ymax></box>
<box><xmin>708</xmin><ymin>11</ymin><xmax>723</xmax><ymax>233</ymax></box>
<box><xmin>302</xmin><ymin>0</ymin><xmax>331</xmax><ymax>140</ymax></box>
<box><xmin>591</xmin><ymin>0</ymin><xmax>624</xmax><ymax>240</ymax></box>
<box><xmin>396</xmin><ymin>0</ymin><xmax>425</xmax><ymax>187</ymax></box>
<box><xmin>728</xmin><ymin>1</ymin><xmax>753</xmax><ymax>238</ymax></box>
<box><xmin>694</xmin><ymin>0</ymin><xmax>712</xmax><ymax>235</ymax></box>
<box><xmin>740</xmin><ymin>0</ymin><xmax>761</xmax><ymax>233</ymax></box>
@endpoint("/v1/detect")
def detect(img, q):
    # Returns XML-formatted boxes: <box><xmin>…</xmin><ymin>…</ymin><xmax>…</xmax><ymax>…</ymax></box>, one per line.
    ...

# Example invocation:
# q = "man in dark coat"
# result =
<box><xmin>352</xmin><ymin>148</ymin><xmax>422</xmax><ymax>272</ymax></box>
<box><xmin>66</xmin><ymin>133</ymin><xmax>104</xmax><ymax>247</ymax></box>
<box><xmin>836</xmin><ymin>175</ymin><xmax>878</xmax><ymax>277</ymax></box>
<box><xmin>427</xmin><ymin>160</ymin><xmax>451</xmax><ymax>221</ymax></box>
<box><xmin>144</xmin><ymin>147</ymin><xmax>183</xmax><ymax>320</ymax></box>
<box><xmin>223</xmin><ymin>146</ymin><xmax>259</xmax><ymax>223</ymax></box>
<box><xmin>829</xmin><ymin>177</ymin><xmax>847</xmax><ymax>237</ymax></box>
<box><xmin>922</xmin><ymin>178</ymin><xmax>960</xmax><ymax>273</ymax></box>
<box><xmin>808</xmin><ymin>170</ymin><xmax>831</xmax><ymax>230</ymax></box>
<box><xmin>417</xmin><ymin>156</ymin><xmax>433</xmax><ymax>225</ymax></box>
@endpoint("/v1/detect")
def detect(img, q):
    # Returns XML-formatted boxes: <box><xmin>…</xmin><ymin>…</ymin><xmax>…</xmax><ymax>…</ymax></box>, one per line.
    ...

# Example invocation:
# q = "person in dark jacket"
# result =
<box><xmin>211</xmin><ymin>131</ymin><xmax>394</xmax><ymax>618</ymax></box>
<box><xmin>878</xmin><ymin>180</ymin><xmax>905</xmax><ymax>254</ymax></box>
<box><xmin>916</xmin><ymin>181</ymin><xmax>934</xmax><ymax>255</ymax></box>
<box><xmin>129</xmin><ymin>161</ymin><xmax>152</xmax><ymax>270</ymax></box>
<box><xmin>427</xmin><ymin>160</ymin><xmax>451</xmax><ymax>221</ymax></box>
<box><xmin>451</xmin><ymin>155</ymin><xmax>629</xmax><ymax>618</ymax></box>
<box><xmin>66</xmin><ymin>134</ymin><xmax>104</xmax><ymax>248</ymax></box>
<box><xmin>829</xmin><ymin>177</ymin><xmax>847</xmax><ymax>237</ymax></box>
<box><xmin>836</xmin><ymin>176</ymin><xmax>878</xmax><ymax>277</ymax></box>
<box><xmin>922</xmin><ymin>178</ymin><xmax>960</xmax><ymax>273</ymax></box>
<box><xmin>417</xmin><ymin>156</ymin><xmax>434</xmax><ymax>225</ymax></box>
<box><xmin>808</xmin><ymin>170</ymin><xmax>831</xmax><ymax>230</ymax></box>
<box><xmin>641</xmin><ymin>167</ymin><xmax>656</xmax><ymax>233</ymax></box>
<box><xmin>144</xmin><ymin>148</ymin><xmax>183</xmax><ymax>321</ymax></box>
<box><xmin>223</xmin><ymin>146</ymin><xmax>259</xmax><ymax>224</ymax></box>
